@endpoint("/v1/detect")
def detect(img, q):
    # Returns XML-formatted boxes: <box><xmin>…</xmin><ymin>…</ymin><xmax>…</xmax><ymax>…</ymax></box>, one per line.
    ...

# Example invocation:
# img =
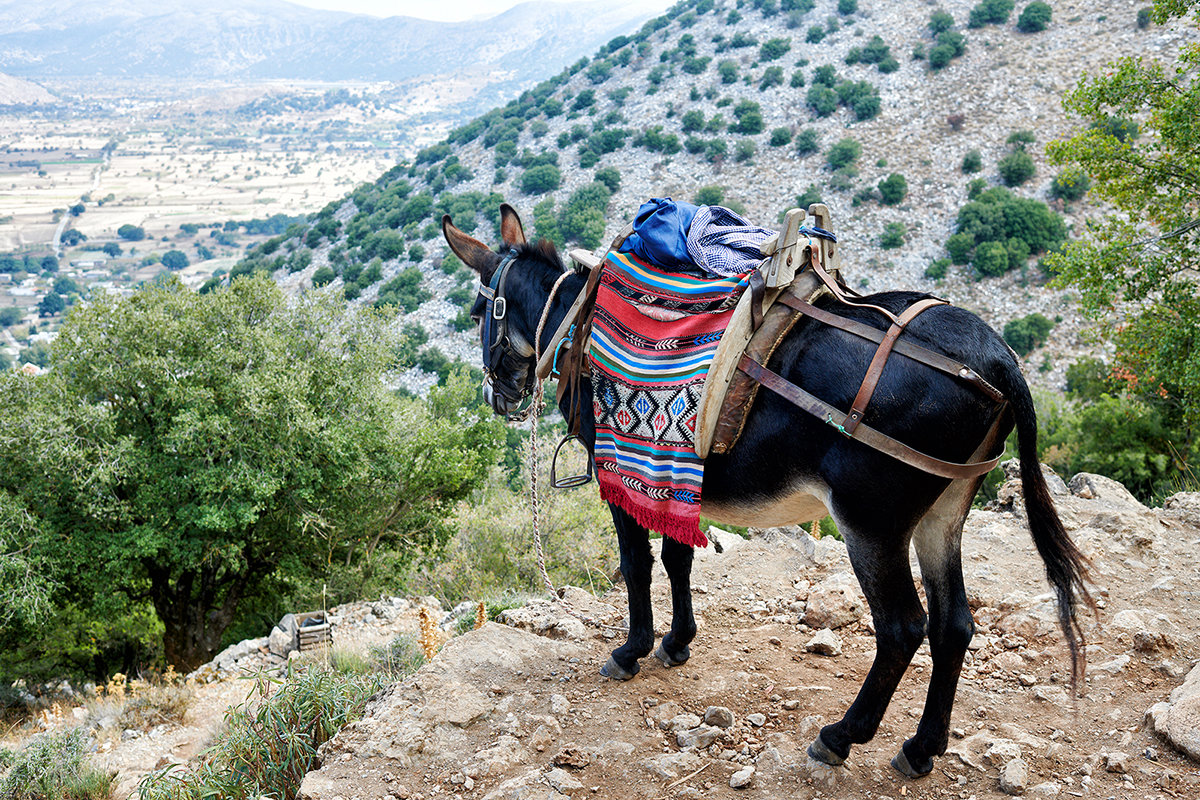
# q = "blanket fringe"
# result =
<box><xmin>599</xmin><ymin>480</ymin><xmax>709</xmax><ymax>549</ymax></box>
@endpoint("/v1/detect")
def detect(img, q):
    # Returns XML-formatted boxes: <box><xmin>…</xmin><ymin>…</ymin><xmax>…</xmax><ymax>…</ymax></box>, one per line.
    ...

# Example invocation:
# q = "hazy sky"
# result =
<box><xmin>288</xmin><ymin>0</ymin><xmax>667</xmax><ymax>22</ymax></box>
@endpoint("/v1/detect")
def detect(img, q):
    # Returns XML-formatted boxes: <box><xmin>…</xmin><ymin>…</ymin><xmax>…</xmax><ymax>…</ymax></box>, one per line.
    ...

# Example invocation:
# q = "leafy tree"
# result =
<box><xmin>1046</xmin><ymin>0</ymin><xmax>1200</xmax><ymax>437</ymax></box>
<box><xmin>760</xmin><ymin>37</ymin><xmax>792</xmax><ymax>61</ymax></box>
<box><xmin>929</xmin><ymin>9</ymin><xmax>956</xmax><ymax>33</ymax></box>
<box><xmin>717</xmin><ymin>60</ymin><xmax>739</xmax><ymax>84</ymax></box>
<box><xmin>0</xmin><ymin>277</ymin><xmax>501</xmax><ymax>670</ymax></box>
<box><xmin>162</xmin><ymin>250</ymin><xmax>189</xmax><ymax>270</ymax></box>
<box><xmin>807</xmin><ymin>85</ymin><xmax>838</xmax><ymax>117</ymax></box>
<box><xmin>973</xmin><ymin>240</ymin><xmax>1010</xmax><ymax>277</ymax></box>
<box><xmin>312</xmin><ymin>265</ymin><xmax>335</xmax><ymax>288</ymax></box>
<box><xmin>694</xmin><ymin>185</ymin><xmax>725</xmax><ymax>205</ymax></box>
<box><xmin>532</xmin><ymin>198</ymin><xmax>562</xmax><ymax>246</ymax></box>
<box><xmin>1050</xmin><ymin>168</ymin><xmax>1091</xmax><ymax>202</ymax></box>
<box><xmin>594</xmin><ymin>167</ymin><xmax>621</xmax><ymax>193</ymax></box>
<box><xmin>946</xmin><ymin>232</ymin><xmax>975</xmax><ymax>264</ymax></box>
<box><xmin>998</xmin><ymin>149</ymin><xmax>1036</xmax><ymax>185</ymax></box>
<box><xmin>759</xmin><ymin>66</ymin><xmax>784</xmax><ymax>90</ymax></box>
<box><xmin>37</xmin><ymin>293</ymin><xmax>64</xmax><ymax>317</ymax></box>
<box><xmin>40</xmin><ymin>255</ymin><xmax>58</xmax><ymax>273</ymax></box>
<box><xmin>806</xmin><ymin>25</ymin><xmax>826</xmax><ymax>43</ymax></box>
<box><xmin>770</xmin><ymin>127</ymin><xmax>793</xmax><ymax>147</ymax></box>
<box><xmin>559</xmin><ymin>182</ymin><xmax>613</xmax><ymax>248</ymax></box>
<box><xmin>0</xmin><ymin>307</ymin><xmax>22</xmax><ymax>326</ymax></box>
<box><xmin>1017</xmin><ymin>1</ymin><xmax>1052</xmax><ymax>31</ymax></box>
<box><xmin>117</xmin><ymin>224</ymin><xmax>146</xmax><ymax>241</ymax></box>
<box><xmin>681</xmin><ymin>109</ymin><xmax>705</xmax><ymax>133</ymax></box>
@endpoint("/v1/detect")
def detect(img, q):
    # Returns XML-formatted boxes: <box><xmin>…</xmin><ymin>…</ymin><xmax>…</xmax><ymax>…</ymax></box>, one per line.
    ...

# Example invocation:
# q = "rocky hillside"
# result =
<box><xmin>296</xmin><ymin>467</ymin><xmax>1200</xmax><ymax>799</ymax></box>
<box><xmin>0</xmin><ymin>72</ymin><xmax>54</xmax><ymax>105</ymax></box>
<box><xmin>253</xmin><ymin>0</ymin><xmax>1195</xmax><ymax>396</ymax></box>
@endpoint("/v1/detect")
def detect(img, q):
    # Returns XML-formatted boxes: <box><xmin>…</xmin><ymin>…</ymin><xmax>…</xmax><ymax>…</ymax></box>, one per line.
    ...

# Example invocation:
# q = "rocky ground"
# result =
<box><xmin>296</xmin><ymin>467</ymin><xmax>1200</xmax><ymax>800</ymax></box>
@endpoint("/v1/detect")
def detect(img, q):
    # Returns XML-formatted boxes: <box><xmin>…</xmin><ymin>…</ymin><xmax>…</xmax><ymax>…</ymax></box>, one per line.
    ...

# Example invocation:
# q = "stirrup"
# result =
<box><xmin>550</xmin><ymin>434</ymin><xmax>594</xmax><ymax>488</ymax></box>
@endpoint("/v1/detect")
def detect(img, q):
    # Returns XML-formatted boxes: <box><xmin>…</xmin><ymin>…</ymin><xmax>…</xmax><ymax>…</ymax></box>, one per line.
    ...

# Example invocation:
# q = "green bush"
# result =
<box><xmin>1003</xmin><ymin>312</ymin><xmax>1053</xmax><ymax>355</ymax></box>
<box><xmin>732</xmin><ymin>100</ymin><xmax>765</xmax><ymax>134</ymax></box>
<box><xmin>791</xmin><ymin>69</ymin><xmax>806</xmax><ymax>87</ymax></box>
<box><xmin>760</xmin><ymin>66</ymin><xmax>785</xmax><ymax>90</ymax></box>
<box><xmin>925</xmin><ymin>258</ymin><xmax>951</xmax><ymax>279</ymax></box>
<box><xmin>930</xmin><ymin>9</ymin><xmax>955</xmax><ymax>33</ymax></box>
<box><xmin>0</xmin><ymin>728</ymin><xmax>116</xmax><ymax>800</ymax></box>
<box><xmin>681</xmin><ymin>109</ymin><xmax>705</xmax><ymax>133</ymax></box>
<box><xmin>1050</xmin><ymin>168</ymin><xmax>1091</xmax><ymax>201</ymax></box>
<box><xmin>1017</xmin><ymin>1</ymin><xmax>1052</xmax><ymax>31</ymax></box>
<box><xmin>878</xmin><ymin>173</ymin><xmax>908</xmax><ymax>205</ymax></box>
<box><xmin>694</xmin><ymin>185</ymin><xmax>725</xmax><ymax>205</ymax></box>
<box><xmin>1007</xmin><ymin>129</ymin><xmax>1036</xmax><ymax>147</ymax></box>
<box><xmin>311</xmin><ymin>266</ymin><xmax>335</xmax><ymax>287</ymax></box>
<box><xmin>929</xmin><ymin>42</ymin><xmax>955</xmax><ymax>69</ymax></box>
<box><xmin>769</xmin><ymin>127</ymin><xmax>793</xmax><ymax>147</ymax></box>
<box><xmin>838</xmin><ymin>0</ymin><xmax>857</xmax><ymax>14</ymax></box>
<box><xmin>968</xmin><ymin>0</ymin><xmax>1014</xmax><ymax>27</ymax></box>
<box><xmin>682</xmin><ymin>56</ymin><xmax>711</xmax><ymax>75</ymax></box>
<box><xmin>955</xmin><ymin>186</ymin><xmax>1065</xmax><ymax>254</ymax></box>
<box><xmin>594</xmin><ymin>167</ymin><xmax>621</xmax><ymax>193</ymax></box>
<box><xmin>826</xmin><ymin>138</ymin><xmax>862</xmax><ymax>170</ymax></box>
<box><xmin>998</xmin><ymin>149</ymin><xmax>1035</xmax><ymax>186</ymax></box>
<box><xmin>718</xmin><ymin>60</ymin><xmax>739</xmax><ymax>83</ymax></box>
<box><xmin>1137</xmin><ymin>7</ymin><xmax>1152</xmax><ymax>28</ymax></box>
<box><xmin>806</xmin><ymin>25</ymin><xmax>826</xmax><ymax>43</ymax></box>
<box><xmin>520</xmin><ymin>164</ymin><xmax>562</xmax><ymax>194</ymax></box>
<box><xmin>812</xmin><ymin>64</ymin><xmax>837</xmax><ymax>86</ymax></box>
<box><xmin>794</xmin><ymin>128</ymin><xmax>819</xmax><ymax>155</ymax></box>
<box><xmin>760</xmin><ymin>38</ymin><xmax>792</xmax><ymax>60</ymax></box>
<box><xmin>973</xmin><ymin>240</ymin><xmax>1010</xmax><ymax>277</ymax></box>
<box><xmin>879</xmin><ymin>222</ymin><xmax>906</xmax><ymax>249</ymax></box>
<box><xmin>735</xmin><ymin>139</ymin><xmax>757</xmax><ymax>163</ymax></box>
<box><xmin>807</xmin><ymin>85</ymin><xmax>838</xmax><ymax>117</ymax></box>
<box><xmin>962</xmin><ymin>149</ymin><xmax>983</xmax><ymax>173</ymax></box>
<box><xmin>705</xmin><ymin>139</ymin><xmax>729</xmax><ymax>163</ymax></box>
<box><xmin>374</xmin><ymin>267</ymin><xmax>431</xmax><ymax>311</ymax></box>
<box><xmin>559</xmin><ymin>182</ymin><xmax>612</xmax><ymax>248</ymax></box>
<box><xmin>1091</xmin><ymin>115</ymin><xmax>1139</xmax><ymax>142</ymax></box>
<box><xmin>796</xmin><ymin>185</ymin><xmax>823</xmax><ymax>208</ymax></box>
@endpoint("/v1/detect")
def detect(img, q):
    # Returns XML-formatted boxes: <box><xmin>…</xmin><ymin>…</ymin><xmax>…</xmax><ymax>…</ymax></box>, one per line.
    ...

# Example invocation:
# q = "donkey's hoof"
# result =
<box><xmin>806</xmin><ymin>734</ymin><xmax>846</xmax><ymax>767</ymax></box>
<box><xmin>599</xmin><ymin>656</ymin><xmax>639</xmax><ymax>681</ymax></box>
<box><xmin>890</xmin><ymin>747</ymin><xmax>933</xmax><ymax>779</ymax></box>
<box><xmin>654</xmin><ymin>643</ymin><xmax>689</xmax><ymax>667</ymax></box>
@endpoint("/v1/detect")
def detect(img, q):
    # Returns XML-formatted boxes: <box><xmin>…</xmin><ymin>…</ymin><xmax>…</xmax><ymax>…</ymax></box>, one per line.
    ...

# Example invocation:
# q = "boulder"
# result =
<box><xmin>802</xmin><ymin>572</ymin><xmax>866</xmax><ymax>630</ymax></box>
<box><xmin>268</xmin><ymin>613</ymin><xmax>299</xmax><ymax>658</ymax></box>
<box><xmin>804</xmin><ymin>628</ymin><xmax>843</xmax><ymax>656</ymax></box>
<box><xmin>999</xmin><ymin>757</ymin><xmax>1028</xmax><ymax>795</ymax></box>
<box><xmin>1147</xmin><ymin>661</ymin><xmax>1200</xmax><ymax>761</ymax></box>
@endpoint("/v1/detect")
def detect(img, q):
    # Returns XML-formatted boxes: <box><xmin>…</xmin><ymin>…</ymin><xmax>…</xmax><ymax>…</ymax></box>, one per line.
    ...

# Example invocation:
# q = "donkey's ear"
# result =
<box><xmin>443</xmin><ymin>214</ymin><xmax>498</xmax><ymax>277</ymax></box>
<box><xmin>499</xmin><ymin>203</ymin><xmax>527</xmax><ymax>246</ymax></box>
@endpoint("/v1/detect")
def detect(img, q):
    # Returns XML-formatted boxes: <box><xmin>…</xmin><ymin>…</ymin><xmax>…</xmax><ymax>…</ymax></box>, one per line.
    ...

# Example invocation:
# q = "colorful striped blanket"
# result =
<box><xmin>590</xmin><ymin>250</ymin><xmax>750</xmax><ymax>547</ymax></box>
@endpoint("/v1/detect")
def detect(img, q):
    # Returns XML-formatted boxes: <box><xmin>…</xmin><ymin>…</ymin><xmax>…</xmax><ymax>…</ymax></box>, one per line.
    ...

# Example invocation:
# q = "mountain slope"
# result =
<box><xmin>251</xmin><ymin>0</ymin><xmax>1196</xmax><ymax>393</ymax></box>
<box><xmin>0</xmin><ymin>0</ymin><xmax>657</xmax><ymax>83</ymax></box>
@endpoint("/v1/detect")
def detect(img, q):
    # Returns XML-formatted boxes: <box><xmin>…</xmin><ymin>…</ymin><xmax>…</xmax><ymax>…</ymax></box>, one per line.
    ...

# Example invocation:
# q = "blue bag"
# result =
<box><xmin>620</xmin><ymin>197</ymin><xmax>699</xmax><ymax>268</ymax></box>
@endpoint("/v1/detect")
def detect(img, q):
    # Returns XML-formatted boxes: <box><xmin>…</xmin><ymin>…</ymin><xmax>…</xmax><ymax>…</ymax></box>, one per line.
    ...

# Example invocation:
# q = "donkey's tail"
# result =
<box><xmin>995</xmin><ymin>358</ymin><xmax>1096</xmax><ymax>691</ymax></box>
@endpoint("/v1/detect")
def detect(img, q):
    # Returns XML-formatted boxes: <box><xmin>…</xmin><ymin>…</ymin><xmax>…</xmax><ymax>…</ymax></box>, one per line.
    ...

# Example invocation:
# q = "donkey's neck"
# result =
<box><xmin>532</xmin><ymin>270</ymin><xmax>588</xmax><ymax>359</ymax></box>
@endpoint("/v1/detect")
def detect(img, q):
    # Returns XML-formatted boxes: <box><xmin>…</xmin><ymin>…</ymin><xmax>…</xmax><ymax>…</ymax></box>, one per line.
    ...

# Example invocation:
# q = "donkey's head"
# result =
<box><xmin>443</xmin><ymin>203</ymin><xmax>566</xmax><ymax>417</ymax></box>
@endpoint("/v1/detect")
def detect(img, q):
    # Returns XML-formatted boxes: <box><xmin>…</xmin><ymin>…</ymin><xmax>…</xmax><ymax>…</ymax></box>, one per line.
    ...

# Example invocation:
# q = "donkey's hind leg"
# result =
<box><xmin>656</xmin><ymin>535</ymin><xmax>697</xmax><ymax>667</ymax></box>
<box><xmin>809</xmin><ymin>520</ymin><xmax>927</xmax><ymax>768</ymax></box>
<box><xmin>600</xmin><ymin>504</ymin><xmax>655</xmax><ymax>680</ymax></box>
<box><xmin>893</xmin><ymin>477</ymin><xmax>982</xmax><ymax>777</ymax></box>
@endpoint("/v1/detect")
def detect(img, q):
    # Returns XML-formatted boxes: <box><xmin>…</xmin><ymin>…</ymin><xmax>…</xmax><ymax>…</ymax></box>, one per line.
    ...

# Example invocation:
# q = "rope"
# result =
<box><xmin>524</xmin><ymin>271</ymin><xmax>627</xmax><ymax>632</ymax></box>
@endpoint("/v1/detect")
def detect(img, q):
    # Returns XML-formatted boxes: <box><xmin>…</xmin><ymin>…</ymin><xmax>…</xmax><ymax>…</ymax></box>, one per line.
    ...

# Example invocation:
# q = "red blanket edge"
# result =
<box><xmin>598</xmin><ymin>475</ymin><xmax>710</xmax><ymax>549</ymax></box>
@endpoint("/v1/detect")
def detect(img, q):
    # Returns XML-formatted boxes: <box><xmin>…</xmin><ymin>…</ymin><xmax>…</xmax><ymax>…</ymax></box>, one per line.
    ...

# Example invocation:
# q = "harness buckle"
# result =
<box><xmin>492</xmin><ymin>296</ymin><xmax>507</xmax><ymax>320</ymax></box>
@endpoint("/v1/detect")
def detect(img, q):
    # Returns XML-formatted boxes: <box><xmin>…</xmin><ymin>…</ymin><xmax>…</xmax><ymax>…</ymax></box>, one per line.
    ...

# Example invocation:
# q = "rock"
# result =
<box><xmin>666</xmin><ymin>713</ymin><xmax>702</xmax><ymax>732</ymax></box>
<box><xmin>984</xmin><ymin>739</ymin><xmax>1022</xmax><ymax>766</ymax></box>
<box><xmin>999</xmin><ymin>757</ymin><xmax>1029</xmax><ymax>795</ymax></box>
<box><xmin>1027</xmin><ymin>781</ymin><xmax>1061</xmax><ymax>796</ymax></box>
<box><xmin>677</xmin><ymin>724</ymin><xmax>722</xmax><ymax>749</ymax></box>
<box><xmin>746</xmin><ymin>713</ymin><xmax>766</xmax><ymax>727</ymax></box>
<box><xmin>545</xmin><ymin>768</ymin><xmax>583</xmax><ymax>794</ymax></box>
<box><xmin>497</xmin><ymin>588</ymin><xmax>619</xmax><ymax>640</ymax></box>
<box><xmin>1147</xmin><ymin>661</ymin><xmax>1200</xmax><ymax>761</ymax></box>
<box><xmin>1069</xmin><ymin>473</ymin><xmax>1140</xmax><ymax>505</ymax></box>
<box><xmin>642</xmin><ymin>751</ymin><xmax>702</xmax><ymax>780</ymax></box>
<box><xmin>1104</xmin><ymin>752</ymin><xmax>1128</xmax><ymax>773</ymax></box>
<box><xmin>550</xmin><ymin>694</ymin><xmax>570</xmax><ymax>715</ymax></box>
<box><xmin>551</xmin><ymin>745</ymin><xmax>589</xmax><ymax>769</ymax></box>
<box><xmin>802</xmin><ymin>572</ymin><xmax>866</xmax><ymax>630</ymax></box>
<box><xmin>804</xmin><ymin>628</ymin><xmax>843</xmax><ymax>656</ymax></box>
<box><xmin>269</xmin><ymin>613</ymin><xmax>299</xmax><ymax>658</ymax></box>
<box><xmin>729</xmin><ymin>766</ymin><xmax>755</xmax><ymax>789</ymax></box>
<box><xmin>704</xmin><ymin>706</ymin><xmax>735</xmax><ymax>728</ymax></box>
<box><xmin>1092</xmin><ymin>654</ymin><xmax>1131</xmax><ymax>676</ymax></box>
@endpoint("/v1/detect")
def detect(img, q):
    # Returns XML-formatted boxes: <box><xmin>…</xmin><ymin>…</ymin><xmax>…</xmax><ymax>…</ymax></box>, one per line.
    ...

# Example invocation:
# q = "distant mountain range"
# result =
<box><xmin>0</xmin><ymin>0</ymin><xmax>657</xmax><ymax>83</ymax></box>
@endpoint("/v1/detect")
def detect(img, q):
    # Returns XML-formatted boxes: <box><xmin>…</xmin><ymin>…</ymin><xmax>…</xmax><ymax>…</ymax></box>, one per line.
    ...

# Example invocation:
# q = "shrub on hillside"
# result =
<box><xmin>1017</xmin><ymin>1</ymin><xmax>1052</xmax><ymax>31</ymax></box>
<box><xmin>769</xmin><ymin>127</ymin><xmax>793</xmax><ymax>147</ymax></box>
<box><xmin>1003</xmin><ymin>312</ymin><xmax>1053</xmax><ymax>355</ymax></box>
<box><xmin>0</xmin><ymin>728</ymin><xmax>116</xmax><ymax>800</ymax></box>
<box><xmin>594</xmin><ymin>167</ymin><xmax>621</xmax><ymax>193</ymax></box>
<box><xmin>718</xmin><ymin>60</ymin><xmax>739</xmax><ymax>83</ymax></box>
<box><xmin>794</xmin><ymin>128</ymin><xmax>820</xmax><ymax>155</ymax></box>
<box><xmin>807</xmin><ymin>85</ymin><xmax>838</xmax><ymax>117</ymax></box>
<box><xmin>998</xmin><ymin>149</ymin><xmax>1035</xmax><ymax>186</ymax></box>
<box><xmin>973</xmin><ymin>239</ymin><xmax>1009</xmax><ymax>277</ymax></box>
<box><xmin>1050</xmin><ymin>168</ymin><xmax>1091</xmax><ymax>202</ymax></box>
<box><xmin>962</xmin><ymin>149</ymin><xmax>983</xmax><ymax>173</ymax></box>
<box><xmin>838</xmin><ymin>0</ymin><xmax>857</xmax><ymax>14</ymax></box>
<box><xmin>760</xmin><ymin>37</ymin><xmax>792</xmax><ymax>61</ymax></box>
<box><xmin>929</xmin><ymin>9</ymin><xmax>955</xmax><ymax>33</ymax></box>
<box><xmin>879</xmin><ymin>222</ymin><xmax>906</xmax><ymax>249</ymax></box>
<box><xmin>968</xmin><ymin>0</ymin><xmax>1014</xmax><ymax>27</ymax></box>
<box><xmin>946</xmin><ymin>232</ymin><xmax>975</xmax><ymax>264</ymax></box>
<box><xmin>732</xmin><ymin>100</ymin><xmax>765</xmax><ymax>134</ymax></box>
<box><xmin>826</xmin><ymin>138</ymin><xmax>862</xmax><ymax>170</ymax></box>
<box><xmin>878</xmin><ymin>173</ymin><xmax>908</xmax><ymax>205</ymax></box>
<box><xmin>694</xmin><ymin>185</ymin><xmax>725</xmax><ymax>205</ymax></box>
<box><xmin>806</xmin><ymin>25</ymin><xmax>826</xmax><ymax>43</ymax></box>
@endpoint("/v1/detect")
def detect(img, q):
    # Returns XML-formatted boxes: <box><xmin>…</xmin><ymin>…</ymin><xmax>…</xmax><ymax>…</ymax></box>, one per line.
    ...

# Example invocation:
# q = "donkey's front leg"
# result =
<box><xmin>655</xmin><ymin>535</ymin><xmax>696</xmax><ymax>667</ymax></box>
<box><xmin>601</xmin><ymin>505</ymin><xmax>655</xmax><ymax>680</ymax></box>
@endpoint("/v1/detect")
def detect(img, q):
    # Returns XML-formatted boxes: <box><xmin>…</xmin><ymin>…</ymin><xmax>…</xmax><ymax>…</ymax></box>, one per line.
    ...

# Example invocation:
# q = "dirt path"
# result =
<box><xmin>301</xmin><ymin>472</ymin><xmax>1200</xmax><ymax>800</ymax></box>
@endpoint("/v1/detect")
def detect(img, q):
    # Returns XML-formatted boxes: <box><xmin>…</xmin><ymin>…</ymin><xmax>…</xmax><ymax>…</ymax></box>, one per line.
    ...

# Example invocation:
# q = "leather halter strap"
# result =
<box><xmin>738</xmin><ymin>354</ymin><xmax>1004</xmax><ymax>480</ymax></box>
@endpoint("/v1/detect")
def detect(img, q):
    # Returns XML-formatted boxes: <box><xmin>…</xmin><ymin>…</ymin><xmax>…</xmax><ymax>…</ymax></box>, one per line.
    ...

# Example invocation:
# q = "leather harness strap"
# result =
<box><xmin>844</xmin><ymin>297</ymin><xmax>947</xmax><ymax>436</ymax></box>
<box><xmin>777</xmin><ymin>293</ymin><xmax>1006</xmax><ymax>404</ymax></box>
<box><xmin>738</xmin><ymin>354</ymin><xmax>1004</xmax><ymax>480</ymax></box>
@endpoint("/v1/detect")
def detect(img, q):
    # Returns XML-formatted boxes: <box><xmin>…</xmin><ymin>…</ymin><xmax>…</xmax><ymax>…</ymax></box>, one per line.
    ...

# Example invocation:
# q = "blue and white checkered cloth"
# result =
<box><xmin>685</xmin><ymin>205</ymin><xmax>777</xmax><ymax>277</ymax></box>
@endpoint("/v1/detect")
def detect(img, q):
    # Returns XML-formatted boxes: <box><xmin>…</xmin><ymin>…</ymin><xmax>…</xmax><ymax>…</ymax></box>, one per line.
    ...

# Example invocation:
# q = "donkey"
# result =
<box><xmin>442</xmin><ymin>204</ymin><xmax>1092</xmax><ymax>778</ymax></box>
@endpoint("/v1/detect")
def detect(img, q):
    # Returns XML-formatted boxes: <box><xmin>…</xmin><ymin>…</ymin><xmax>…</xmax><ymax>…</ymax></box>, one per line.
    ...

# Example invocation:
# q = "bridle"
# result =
<box><xmin>477</xmin><ymin>247</ymin><xmax>584</xmax><ymax>421</ymax></box>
